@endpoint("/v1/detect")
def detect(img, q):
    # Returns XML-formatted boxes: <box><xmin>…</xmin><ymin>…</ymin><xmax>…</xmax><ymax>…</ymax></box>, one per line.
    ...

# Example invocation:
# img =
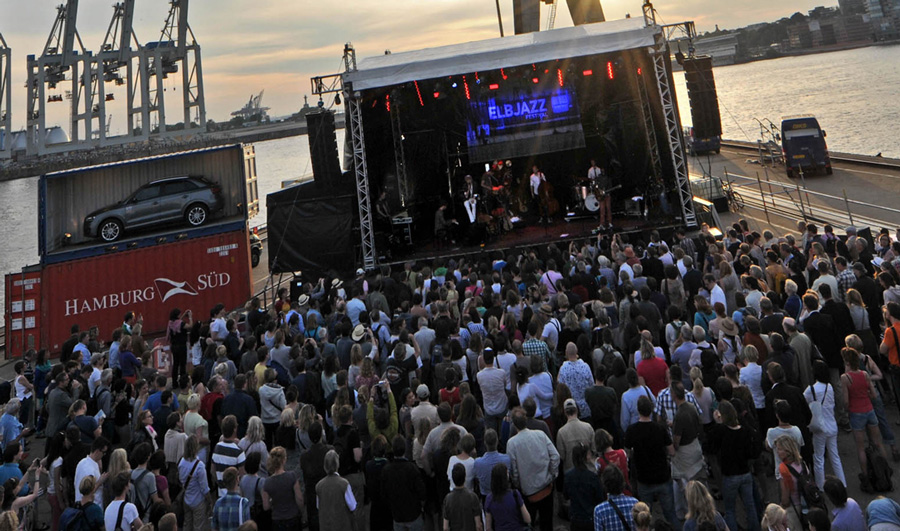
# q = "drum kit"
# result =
<box><xmin>572</xmin><ymin>178</ymin><xmax>622</xmax><ymax>213</ymax></box>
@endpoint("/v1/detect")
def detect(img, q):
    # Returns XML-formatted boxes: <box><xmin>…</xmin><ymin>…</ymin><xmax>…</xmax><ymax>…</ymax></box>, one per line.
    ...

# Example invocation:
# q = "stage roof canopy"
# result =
<box><xmin>343</xmin><ymin>18</ymin><xmax>659</xmax><ymax>91</ymax></box>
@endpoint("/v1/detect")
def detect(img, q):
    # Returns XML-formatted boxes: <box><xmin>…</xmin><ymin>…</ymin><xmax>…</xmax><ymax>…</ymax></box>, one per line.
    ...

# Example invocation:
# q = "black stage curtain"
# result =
<box><xmin>267</xmin><ymin>180</ymin><xmax>357</xmax><ymax>278</ymax></box>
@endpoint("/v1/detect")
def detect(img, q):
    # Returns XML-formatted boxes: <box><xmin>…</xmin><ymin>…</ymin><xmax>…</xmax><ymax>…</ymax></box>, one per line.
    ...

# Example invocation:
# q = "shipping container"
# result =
<box><xmin>4</xmin><ymin>267</ymin><xmax>43</xmax><ymax>358</ymax></box>
<box><xmin>40</xmin><ymin>144</ymin><xmax>259</xmax><ymax>261</ymax></box>
<box><xmin>5</xmin><ymin>228</ymin><xmax>252</xmax><ymax>358</ymax></box>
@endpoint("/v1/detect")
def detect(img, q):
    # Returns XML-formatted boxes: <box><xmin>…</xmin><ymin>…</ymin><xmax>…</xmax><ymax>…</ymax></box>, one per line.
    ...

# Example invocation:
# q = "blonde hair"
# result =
<box><xmin>685</xmin><ymin>481</ymin><xmax>717</xmax><ymax>524</ymax></box>
<box><xmin>186</xmin><ymin>393</ymin><xmax>201</xmax><ymax>411</ymax></box>
<box><xmin>79</xmin><ymin>475</ymin><xmax>97</xmax><ymax>497</ymax></box>
<box><xmin>689</xmin><ymin>366</ymin><xmax>704</xmax><ymax>393</ymax></box>
<box><xmin>267</xmin><ymin>446</ymin><xmax>286</xmax><ymax>472</ymax></box>
<box><xmin>743</xmin><ymin>344</ymin><xmax>759</xmax><ymax>363</ymax></box>
<box><xmin>0</xmin><ymin>511</ymin><xmax>19</xmax><ymax>531</ymax></box>
<box><xmin>297</xmin><ymin>404</ymin><xmax>316</xmax><ymax>432</ymax></box>
<box><xmin>280</xmin><ymin>408</ymin><xmax>295</xmax><ymax>428</ymax></box>
<box><xmin>350</xmin><ymin>344</ymin><xmax>364</xmax><ymax>366</ymax></box>
<box><xmin>631</xmin><ymin>502</ymin><xmax>652</xmax><ymax>529</ymax></box>
<box><xmin>761</xmin><ymin>503</ymin><xmax>787</xmax><ymax>529</ymax></box>
<box><xmin>108</xmin><ymin>448</ymin><xmax>131</xmax><ymax>481</ymax></box>
<box><xmin>775</xmin><ymin>435</ymin><xmax>802</xmax><ymax>465</ymax></box>
<box><xmin>68</xmin><ymin>399</ymin><xmax>87</xmax><ymax>418</ymax></box>
<box><xmin>245</xmin><ymin>417</ymin><xmax>265</xmax><ymax>444</ymax></box>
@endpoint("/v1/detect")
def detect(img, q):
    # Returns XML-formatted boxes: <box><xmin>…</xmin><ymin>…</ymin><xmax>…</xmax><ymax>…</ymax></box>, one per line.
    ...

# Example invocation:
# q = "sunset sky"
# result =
<box><xmin>0</xmin><ymin>0</ymin><xmax>834</xmax><ymax>132</ymax></box>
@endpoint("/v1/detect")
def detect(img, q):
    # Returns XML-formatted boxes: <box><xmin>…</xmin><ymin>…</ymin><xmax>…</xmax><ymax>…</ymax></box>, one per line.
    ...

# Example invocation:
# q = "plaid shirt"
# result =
<box><xmin>654</xmin><ymin>388</ymin><xmax>702</xmax><ymax>424</ymax></box>
<box><xmin>211</xmin><ymin>492</ymin><xmax>250</xmax><ymax>531</ymax></box>
<box><xmin>837</xmin><ymin>268</ymin><xmax>856</xmax><ymax>301</ymax></box>
<box><xmin>593</xmin><ymin>494</ymin><xmax>638</xmax><ymax>531</ymax></box>
<box><xmin>522</xmin><ymin>338</ymin><xmax>551</xmax><ymax>372</ymax></box>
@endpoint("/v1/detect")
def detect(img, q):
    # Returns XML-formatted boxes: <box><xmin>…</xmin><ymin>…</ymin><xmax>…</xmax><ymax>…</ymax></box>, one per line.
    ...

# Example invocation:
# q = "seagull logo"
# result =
<box><xmin>154</xmin><ymin>278</ymin><xmax>199</xmax><ymax>302</ymax></box>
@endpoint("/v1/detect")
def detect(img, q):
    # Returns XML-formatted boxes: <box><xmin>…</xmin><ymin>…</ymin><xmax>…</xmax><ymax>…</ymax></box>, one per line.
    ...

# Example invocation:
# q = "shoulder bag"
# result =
<box><xmin>173</xmin><ymin>459</ymin><xmax>200</xmax><ymax>522</ymax></box>
<box><xmin>807</xmin><ymin>384</ymin><xmax>827</xmax><ymax>434</ymax></box>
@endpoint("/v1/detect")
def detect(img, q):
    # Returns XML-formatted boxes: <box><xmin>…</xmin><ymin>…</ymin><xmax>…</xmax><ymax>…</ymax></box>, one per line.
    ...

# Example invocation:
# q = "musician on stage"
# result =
<box><xmin>462</xmin><ymin>174</ymin><xmax>476</xmax><ymax>201</ymax></box>
<box><xmin>589</xmin><ymin>159</ymin><xmax>613</xmax><ymax>229</ymax></box>
<box><xmin>434</xmin><ymin>202</ymin><xmax>459</xmax><ymax>243</ymax></box>
<box><xmin>530</xmin><ymin>165</ymin><xmax>548</xmax><ymax>224</ymax></box>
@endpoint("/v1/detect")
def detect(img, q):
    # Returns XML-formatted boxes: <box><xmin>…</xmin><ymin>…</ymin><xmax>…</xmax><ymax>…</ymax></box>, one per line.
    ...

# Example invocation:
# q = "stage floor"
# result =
<box><xmin>383</xmin><ymin>213</ymin><xmax>679</xmax><ymax>265</ymax></box>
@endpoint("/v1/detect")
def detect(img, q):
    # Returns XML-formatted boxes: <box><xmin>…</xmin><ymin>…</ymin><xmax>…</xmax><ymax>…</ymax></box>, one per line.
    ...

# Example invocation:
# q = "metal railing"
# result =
<box><xmin>719</xmin><ymin>167</ymin><xmax>900</xmax><ymax>230</ymax></box>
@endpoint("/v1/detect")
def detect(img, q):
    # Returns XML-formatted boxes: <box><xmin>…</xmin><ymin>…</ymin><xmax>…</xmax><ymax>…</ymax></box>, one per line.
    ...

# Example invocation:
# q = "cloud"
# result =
<box><xmin>0</xmin><ymin>0</ymin><xmax>834</xmax><ymax>128</ymax></box>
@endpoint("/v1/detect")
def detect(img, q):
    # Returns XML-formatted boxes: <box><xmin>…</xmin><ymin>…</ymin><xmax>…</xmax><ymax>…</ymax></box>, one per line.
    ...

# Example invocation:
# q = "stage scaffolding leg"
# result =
<box><xmin>390</xmin><ymin>102</ymin><xmax>409</xmax><ymax>208</ymax></box>
<box><xmin>636</xmin><ymin>70</ymin><xmax>663</xmax><ymax>181</ymax></box>
<box><xmin>348</xmin><ymin>85</ymin><xmax>377</xmax><ymax>269</ymax></box>
<box><xmin>649</xmin><ymin>33</ymin><xmax>696</xmax><ymax>227</ymax></box>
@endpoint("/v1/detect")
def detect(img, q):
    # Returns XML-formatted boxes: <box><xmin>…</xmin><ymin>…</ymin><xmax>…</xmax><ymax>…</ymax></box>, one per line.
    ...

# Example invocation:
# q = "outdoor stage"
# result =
<box><xmin>279</xmin><ymin>14</ymin><xmax>696</xmax><ymax>279</ymax></box>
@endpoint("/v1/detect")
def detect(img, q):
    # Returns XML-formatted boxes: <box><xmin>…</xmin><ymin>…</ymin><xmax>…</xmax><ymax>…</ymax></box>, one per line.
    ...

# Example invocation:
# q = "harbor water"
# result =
<box><xmin>1</xmin><ymin>44</ymin><xmax>899</xmax><ymax>319</ymax></box>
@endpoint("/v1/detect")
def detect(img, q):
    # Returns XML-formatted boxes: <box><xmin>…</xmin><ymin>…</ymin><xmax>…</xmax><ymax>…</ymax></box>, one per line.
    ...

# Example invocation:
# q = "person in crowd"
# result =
<box><xmin>822</xmin><ymin>476</ymin><xmax>865</xmax><ymax>531</ymax></box>
<box><xmin>564</xmin><ymin>442</ymin><xmax>603</xmax><ymax>531</ymax></box>
<box><xmin>506</xmin><ymin>407</ymin><xmax>559</xmax><ymax>531</ymax></box>
<box><xmin>316</xmin><ymin>450</ymin><xmax>357</xmax><ymax>531</ymax></box>
<box><xmin>104</xmin><ymin>471</ymin><xmax>143</xmax><ymax>531</ymax></box>
<box><xmin>262</xmin><ymin>446</ymin><xmax>304</xmax><ymax>531</ymax></box>
<box><xmin>593</xmin><ymin>465</ymin><xmax>639</xmax><ymax>531</ymax></box>
<box><xmin>212</xmin><ymin>467</ymin><xmax>251</xmax><ymax>531</ymax></box>
<box><xmin>840</xmin><ymin>346</ymin><xmax>890</xmax><ymax>491</ymax></box>
<box><xmin>803</xmin><ymin>360</ymin><xmax>845</xmax><ymax>489</ymax></box>
<box><xmin>624</xmin><ymin>395</ymin><xmax>679</xmax><ymax>528</ymax></box>
<box><xmin>381</xmin><ymin>436</ymin><xmax>426</xmax><ymax>531</ymax></box>
<box><xmin>178</xmin><ymin>435</ymin><xmax>210</xmax><ymax>531</ymax></box>
<box><xmin>442</xmin><ymin>463</ymin><xmax>482</xmax><ymax>531</ymax></box>
<box><xmin>683</xmin><ymin>481</ymin><xmax>727</xmax><ymax>530</ymax></box>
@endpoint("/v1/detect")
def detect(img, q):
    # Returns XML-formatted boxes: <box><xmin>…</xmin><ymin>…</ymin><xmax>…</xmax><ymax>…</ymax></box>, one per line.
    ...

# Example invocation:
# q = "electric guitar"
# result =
<box><xmin>593</xmin><ymin>184</ymin><xmax>622</xmax><ymax>199</ymax></box>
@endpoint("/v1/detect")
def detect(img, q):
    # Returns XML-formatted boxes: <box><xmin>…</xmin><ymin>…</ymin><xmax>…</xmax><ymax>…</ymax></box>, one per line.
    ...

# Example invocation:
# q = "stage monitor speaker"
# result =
<box><xmin>566</xmin><ymin>0</ymin><xmax>605</xmax><ymax>25</ymax></box>
<box><xmin>306</xmin><ymin>110</ymin><xmax>341</xmax><ymax>190</ymax></box>
<box><xmin>683</xmin><ymin>56</ymin><xmax>722</xmax><ymax>139</ymax></box>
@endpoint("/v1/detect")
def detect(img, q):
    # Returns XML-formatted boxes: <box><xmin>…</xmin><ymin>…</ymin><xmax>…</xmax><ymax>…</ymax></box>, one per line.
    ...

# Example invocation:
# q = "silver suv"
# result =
<box><xmin>84</xmin><ymin>176</ymin><xmax>224</xmax><ymax>242</ymax></box>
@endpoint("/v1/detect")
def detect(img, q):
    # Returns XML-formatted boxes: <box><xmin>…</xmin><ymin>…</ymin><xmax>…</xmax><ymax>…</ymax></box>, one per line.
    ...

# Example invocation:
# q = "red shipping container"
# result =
<box><xmin>4</xmin><ymin>269</ymin><xmax>43</xmax><ymax>358</ymax></box>
<box><xmin>41</xmin><ymin>229</ymin><xmax>252</xmax><ymax>354</ymax></box>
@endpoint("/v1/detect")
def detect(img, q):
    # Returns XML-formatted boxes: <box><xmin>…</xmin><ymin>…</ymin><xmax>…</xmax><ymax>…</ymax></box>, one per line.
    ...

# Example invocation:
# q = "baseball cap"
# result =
<box><xmin>356</xmin><ymin>268</ymin><xmax>365</xmax><ymax>276</ymax></box>
<box><xmin>416</xmin><ymin>384</ymin><xmax>430</xmax><ymax>399</ymax></box>
<box><xmin>563</xmin><ymin>398</ymin><xmax>577</xmax><ymax>411</ymax></box>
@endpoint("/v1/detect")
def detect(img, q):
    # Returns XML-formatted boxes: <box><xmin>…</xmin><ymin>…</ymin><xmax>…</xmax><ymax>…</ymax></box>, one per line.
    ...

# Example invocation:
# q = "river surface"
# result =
<box><xmin>1</xmin><ymin>44</ymin><xmax>899</xmax><ymax>319</ymax></box>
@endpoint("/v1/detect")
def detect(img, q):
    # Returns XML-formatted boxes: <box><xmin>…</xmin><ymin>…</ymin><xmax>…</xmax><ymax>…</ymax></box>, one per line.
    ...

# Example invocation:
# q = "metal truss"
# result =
<box><xmin>0</xmin><ymin>33</ymin><xmax>10</xmax><ymax>159</ymax></box>
<box><xmin>347</xmin><ymin>85</ymin><xmax>377</xmax><ymax>269</ymax></box>
<box><xmin>390</xmin><ymin>102</ymin><xmax>410</xmax><ymax>207</ymax></box>
<box><xmin>644</xmin><ymin>0</ymin><xmax>697</xmax><ymax>227</ymax></box>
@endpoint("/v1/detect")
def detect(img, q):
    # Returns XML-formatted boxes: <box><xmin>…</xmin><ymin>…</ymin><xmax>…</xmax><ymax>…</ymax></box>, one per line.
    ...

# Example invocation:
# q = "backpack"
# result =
<box><xmin>599</xmin><ymin>345</ymin><xmax>620</xmax><ymax>373</ymax></box>
<box><xmin>864</xmin><ymin>445</ymin><xmax>895</xmax><ymax>493</ymax></box>
<box><xmin>59</xmin><ymin>504</ymin><xmax>91</xmax><ymax>531</ymax></box>
<box><xmin>130</xmin><ymin>469</ymin><xmax>152</xmax><ymax>517</ymax></box>
<box><xmin>86</xmin><ymin>387</ymin><xmax>109</xmax><ymax>417</ymax></box>
<box><xmin>786</xmin><ymin>462</ymin><xmax>828</xmax><ymax>513</ymax></box>
<box><xmin>699</xmin><ymin>346</ymin><xmax>721</xmax><ymax>389</ymax></box>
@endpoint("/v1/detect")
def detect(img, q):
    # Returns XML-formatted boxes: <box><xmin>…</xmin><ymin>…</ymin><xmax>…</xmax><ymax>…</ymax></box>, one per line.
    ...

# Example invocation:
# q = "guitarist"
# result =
<box><xmin>589</xmin><ymin>159</ymin><xmax>613</xmax><ymax>230</ymax></box>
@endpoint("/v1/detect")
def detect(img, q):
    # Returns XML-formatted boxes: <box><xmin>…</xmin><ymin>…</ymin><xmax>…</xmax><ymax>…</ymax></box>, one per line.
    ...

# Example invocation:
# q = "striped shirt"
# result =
<box><xmin>211</xmin><ymin>441</ymin><xmax>246</xmax><ymax>497</ymax></box>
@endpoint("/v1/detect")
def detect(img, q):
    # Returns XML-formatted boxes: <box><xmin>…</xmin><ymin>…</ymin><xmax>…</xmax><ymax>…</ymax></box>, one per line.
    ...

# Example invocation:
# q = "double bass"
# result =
<box><xmin>538</xmin><ymin>176</ymin><xmax>559</xmax><ymax>219</ymax></box>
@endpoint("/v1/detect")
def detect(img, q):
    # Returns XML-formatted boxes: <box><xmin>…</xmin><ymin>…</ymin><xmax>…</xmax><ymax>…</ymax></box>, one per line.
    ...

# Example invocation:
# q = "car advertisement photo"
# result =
<box><xmin>39</xmin><ymin>144</ymin><xmax>258</xmax><ymax>260</ymax></box>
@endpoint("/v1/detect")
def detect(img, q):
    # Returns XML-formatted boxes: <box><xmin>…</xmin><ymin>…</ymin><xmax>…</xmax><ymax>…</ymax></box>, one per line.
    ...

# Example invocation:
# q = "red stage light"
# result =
<box><xmin>637</xmin><ymin>67</ymin><xmax>642</xmax><ymax>75</ymax></box>
<box><xmin>532</xmin><ymin>77</ymin><xmax>539</xmax><ymax>84</ymax></box>
<box><xmin>488</xmin><ymin>83</ymin><xmax>500</xmax><ymax>90</ymax></box>
<box><xmin>386</xmin><ymin>94</ymin><xmax>391</xmax><ymax>112</ymax></box>
<box><xmin>607</xmin><ymin>61</ymin><xmax>614</xmax><ymax>79</ymax></box>
<box><xmin>557</xmin><ymin>69</ymin><xmax>564</xmax><ymax>87</ymax></box>
<box><xmin>583</xmin><ymin>69</ymin><xmax>593</xmax><ymax>76</ymax></box>
<box><xmin>463</xmin><ymin>76</ymin><xmax>471</xmax><ymax>100</ymax></box>
<box><xmin>414</xmin><ymin>81</ymin><xmax>424</xmax><ymax>106</ymax></box>
<box><xmin>475</xmin><ymin>72</ymin><xmax>479</xmax><ymax>81</ymax></box>
<box><xmin>433</xmin><ymin>92</ymin><xmax>440</xmax><ymax>99</ymax></box>
<box><xmin>501</xmin><ymin>68</ymin><xmax>508</xmax><ymax>80</ymax></box>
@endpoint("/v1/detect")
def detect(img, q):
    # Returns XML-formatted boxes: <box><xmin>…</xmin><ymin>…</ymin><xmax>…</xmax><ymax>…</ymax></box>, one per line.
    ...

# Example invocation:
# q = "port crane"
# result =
<box><xmin>146</xmin><ymin>0</ymin><xmax>206</xmax><ymax>134</ymax></box>
<box><xmin>0</xmin><ymin>31</ymin><xmax>10</xmax><ymax>158</ymax></box>
<box><xmin>91</xmin><ymin>0</ymin><xmax>145</xmax><ymax>143</ymax></box>
<box><xmin>26</xmin><ymin>0</ymin><xmax>97</xmax><ymax>155</ymax></box>
<box><xmin>506</xmin><ymin>0</ymin><xmax>605</xmax><ymax>34</ymax></box>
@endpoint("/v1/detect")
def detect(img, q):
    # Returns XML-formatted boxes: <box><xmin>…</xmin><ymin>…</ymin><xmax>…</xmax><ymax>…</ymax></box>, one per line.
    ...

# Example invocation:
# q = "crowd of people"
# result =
<box><xmin>2</xmin><ymin>220</ymin><xmax>900</xmax><ymax>531</ymax></box>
